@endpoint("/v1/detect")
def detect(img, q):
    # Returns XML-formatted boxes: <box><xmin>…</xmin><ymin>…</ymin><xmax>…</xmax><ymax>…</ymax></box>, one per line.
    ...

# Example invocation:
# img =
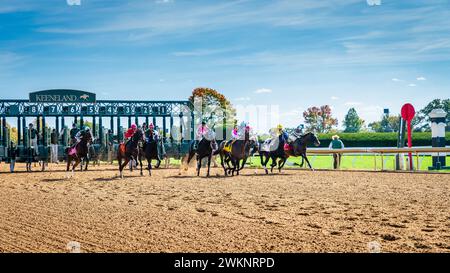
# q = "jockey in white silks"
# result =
<box><xmin>75</xmin><ymin>126</ymin><xmax>94</xmax><ymax>143</ymax></box>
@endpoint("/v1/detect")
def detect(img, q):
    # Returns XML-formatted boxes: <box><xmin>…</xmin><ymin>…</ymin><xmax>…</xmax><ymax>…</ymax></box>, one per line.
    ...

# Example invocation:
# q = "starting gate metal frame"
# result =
<box><xmin>0</xmin><ymin>94</ymin><xmax>197</xmax><ymax>163</ymax></box>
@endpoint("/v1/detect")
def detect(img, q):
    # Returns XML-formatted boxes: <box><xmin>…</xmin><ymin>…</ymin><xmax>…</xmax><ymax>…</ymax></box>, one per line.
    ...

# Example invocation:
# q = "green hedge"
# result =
<box><xmin>316</xmin><ymin>132</ymin><xmax>450</xmax><ymax>148</ymax></box>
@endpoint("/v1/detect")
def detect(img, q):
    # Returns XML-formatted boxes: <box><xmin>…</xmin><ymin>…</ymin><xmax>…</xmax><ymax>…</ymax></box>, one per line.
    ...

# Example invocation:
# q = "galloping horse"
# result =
<box><xmin>259</xmin><ymin>133</ymin><xmax>288</xmax><ymax>174</ymax></box>
<box><xmin>117</xmin><ymin>129</ymin><xmax>144</xmax><ymax>178</ymax></box>
<box><xmin>219</xmin><ymin>129</ymin><xmax>253</xmax><ymax>176</ymax></box>
<box><xmin>186</xmin><ymin>131</ymin><xmax>217</xmax><ymax>177</ymax></box>
<box><xmin>279</xmin><ymin>132</ymin><xmax>321</xmax><ymax>170</ymax></box>
<box><xmin>140</xmin><ymin>132</ymin><xmax>161</xmax><ymax>176</ymax></box>
<box><xmin>66</xmin><ymin>130</ymin><xmax>93</xmax><ymax>174</ymax></box>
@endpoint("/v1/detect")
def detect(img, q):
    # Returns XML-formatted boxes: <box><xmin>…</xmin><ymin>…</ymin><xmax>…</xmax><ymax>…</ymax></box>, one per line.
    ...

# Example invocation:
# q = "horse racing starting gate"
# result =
<box><xmin>0</xmin><ymin>89</ymin><xmax>199</xmax><ymax>165</ymax></box>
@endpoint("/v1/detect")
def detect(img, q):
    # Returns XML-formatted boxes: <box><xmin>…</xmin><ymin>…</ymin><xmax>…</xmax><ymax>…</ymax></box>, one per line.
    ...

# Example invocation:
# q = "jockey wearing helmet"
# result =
<box><xmin>145</xmin><ymin>123</ymin><xmax>159</xmax><ymax>142</ymax></box>
<box><xmin>194</xmin><ymin>121</ymin><xmax>209</xmax><ymax>149</ymax></box>
<box><xmin>277</xmin><ymin>124</ymin><xmax>289</xmax><ymax>142</ymax></box>
<box><xmin>75</xmin><ymin>126</ymin><xmax>94</xmax><ymax>143</ymax></box>
<box><xmin>231</xmin><ymin>124</ymin><xmax>239</xmax><ymax>140</ymax></box>
<box><xmin>124</xmin><ymin>124</ymin><xmax>137</xmax><ymax>142</ymax></box>
<box><xmin>196</xmin><ymin>121</ymin><xmax>209</xmax><ymax>140</ymax></box>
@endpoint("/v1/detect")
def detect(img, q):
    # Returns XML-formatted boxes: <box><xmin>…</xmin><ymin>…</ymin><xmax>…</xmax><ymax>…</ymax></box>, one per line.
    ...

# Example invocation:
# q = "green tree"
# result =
<box><xmin>369</xmin><ymin>115</ymin><xmax>401</xmax><ymax>132</ymax></box>
<box><xmin>189</xmin><ymin>87</ymin><xmax>236</xmax><ymax>127</ymax></box>
<box><xmin>412</xmin><ymin>98</ymin><xmax>449</xmax><ymax>132</ymax></box>
<box><xmin>343</xmin><ymin>108</ymin><xmax>364</xmax><ymax>133</ymax></box>
<box><xmin>303</xmin><ymin>105</ymin><xmax>338</xmax><ymax>133</ymax></box>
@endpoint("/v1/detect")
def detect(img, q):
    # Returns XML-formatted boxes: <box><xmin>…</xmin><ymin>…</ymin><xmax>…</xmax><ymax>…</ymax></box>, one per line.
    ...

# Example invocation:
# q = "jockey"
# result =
<box><xmin>75</xmin><ymin>126</ymin><xmax>93</xmax><ymax>143</ymax></box>
<box><xmin>277</xmin><ymin>124</ymin><xmax>289</xmax><ymax>142</ymax></box>
<box><xmin>231</xmin><ymin>124</ymin><xmax>239</xmax><ymax>140</ymax></box>
<box><xmin>288</xmin><ymin>125</ymin><xmax>303</xmax><ymax>143</ymax></box>
<box><xmin>145</xmin><ymin>123</ymin><xmax>159</xmax><ymax>142</ymax></box>
<box><xmin>69</xmin><ymin>123</ymin><xmax>79</xmax><ymax>145</ymax></box>
<box><xmin>194</xmin><ymin>121</ymin><xmax>209</xmax><ymax>149</ymax></box>
<box><xmin>197</xmin><ymin>121</ymin><xmax>209</xmax><ymax>140</ymax></box>
<box><xmin>124</xmin><ymin>124</ymin><xmax>137</xmax><ymax>142</ymax></box>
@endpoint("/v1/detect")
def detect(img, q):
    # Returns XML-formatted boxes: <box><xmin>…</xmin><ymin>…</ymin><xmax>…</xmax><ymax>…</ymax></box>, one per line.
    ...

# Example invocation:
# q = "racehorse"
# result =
<box><xmin>279</xmin><ymin>132</ymin><xmax>321</xmax><ymax>170</ymax></box>
<box><xmin>186</xmin><ymin>131</ymin><xmax>217</xmax><ymax>177</ymax></box>
<box><xmin>140</xmin><ymin>132</ymin><xmax>162</xmax><ymax>176</ymax></box>
<box><xmin>117</xmin><ymin>129</ymin><xmax>144</xmax><ymax>178</ymax></box>
<box><xmin>259</xmin><ymin>133</ymin><xmax>288</xmax><ymax>174</ymax></box>
<box><xmin>66</xmin><ymin>130</ymin><xmax>93</xmax><ymax>174</ymax></box>
<box><xmin>79</xmin><ymin>143</ymin><xmax>98</xmax><ymax>171</ymax></box>
<box><xmin>219</xmin><ymin>129</ymin><xmax>253</xmax><ymax>176</ymax></box>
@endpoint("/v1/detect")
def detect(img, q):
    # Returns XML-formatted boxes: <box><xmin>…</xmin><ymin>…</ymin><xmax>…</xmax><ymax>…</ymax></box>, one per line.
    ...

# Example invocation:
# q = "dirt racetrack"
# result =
<box><xmin>0</xmin><ymin>163</ymin><xmax>449</xmax><ymax>253</ymax></box>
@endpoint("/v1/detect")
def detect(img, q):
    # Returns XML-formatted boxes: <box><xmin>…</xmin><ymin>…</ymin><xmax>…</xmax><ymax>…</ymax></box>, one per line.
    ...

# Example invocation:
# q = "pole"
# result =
<box><xmin>17</xmin><ymin>116</ymin><xmax>21</xmax><ymax>145</ymax></box>
<box><xmin>407</xmin><ymin>120</ymin><xmax>413</xmax><ymax>170</ymax></box>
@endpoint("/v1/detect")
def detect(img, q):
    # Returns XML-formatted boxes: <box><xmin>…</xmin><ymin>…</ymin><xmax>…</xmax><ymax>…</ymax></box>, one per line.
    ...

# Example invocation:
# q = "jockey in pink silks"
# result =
<box><xmin>194</xmin><ymin>121</ymin><xmax>209</xmax><ymax>150</ymax></box>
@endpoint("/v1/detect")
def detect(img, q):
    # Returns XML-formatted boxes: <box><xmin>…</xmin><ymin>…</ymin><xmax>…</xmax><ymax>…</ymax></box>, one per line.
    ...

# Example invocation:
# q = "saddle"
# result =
<box><xmin>223</xmin><ymin>140</ymin><xmax>236</xmax><ymax>153</ymax></box>
<box><xmin>284</xmin><ymin>143</ymin><xmax>293</xmax><ymax>151</ymax></box>
<box><xmin>118</xmin><ymin>143</ymin><xmax>126</xmax><ymax>155</ymax></box>
<box><xmin>260</xmin><ymin>137</ymin><xmax>279</xmax><ymax>152</ymax></box>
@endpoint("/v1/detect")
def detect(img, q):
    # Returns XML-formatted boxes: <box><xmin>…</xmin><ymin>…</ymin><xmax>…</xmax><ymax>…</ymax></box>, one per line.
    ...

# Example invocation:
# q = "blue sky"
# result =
<box><xmin>0</xmin><ymin>0</ymin><xmax>449</xmax><ymax>132</ymax></box>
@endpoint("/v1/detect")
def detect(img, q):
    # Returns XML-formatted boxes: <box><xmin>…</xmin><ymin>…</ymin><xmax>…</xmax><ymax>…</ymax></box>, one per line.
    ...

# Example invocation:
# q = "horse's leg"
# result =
<box><xmin>303</xmin><ymin>155</ymin><xmax>313</xmax><ymax>170</ymax></box>
<box><xmin>139</xmin><ymin>155</ymin><xmax>143</xmax><ymax>176</ymax></box>
<box><xmin>206</xmin><ymin>154</ymin><xmax>212</xmax><ymax>177</ymax></box>
<box><xmin>234</xmin><ymin>159</ymin><xmax>240</xmax><ymax>176</ymax></box>
<box><xmin>279</xmin><ymin>157</ymin><xmax>287</xmax><ymax>172</ymax></box>
<box><xmin>72</xmin><ymin>159</ymin><xmax>81</xmax><ymax>174</ymax></box>
<box><xmin>196</xmin><ymin>155</ymin><xmax>202</xmax><ymax>176</ymax></box>
<box><xmin>120</xmin><ymin>158</ymin><xmax>130</xmax><ymax>178</ymax></box>
<box><xmin>187</xmin><ymin>151</ymin><xmax>195</xmax><ymax>164</ymax></box>
<box><xmin>85</xmin><ymin>157</ymin><xmax>89</xmax><ymax>171</ymax></box>
<box><xmin>148</xmin><ymin>157</ymin><xmax>152</xmax><ymax>176</ymax></box>
<box><xmin>300</xmin><ymin>156</ymin><xmax>305</xmax><ymax>167</ymax></box>
<box><xmin>270</xmin><ymin>155</ymin><xmax>277</xmax><ymax>173</ymax></box>
<box><xmin>219</xmin><ymin>152</ymin><xmax>227</xmax><ymax>176</ymax></box>
<box><xmin>262</xmin><ymin>153</ymin><xmax>270</xmax><ymax>174</ymax></box>
<box><xmin>66</xmin><ymin>157</ymin><xmax>71</xmax><ymax>172</ymax></box>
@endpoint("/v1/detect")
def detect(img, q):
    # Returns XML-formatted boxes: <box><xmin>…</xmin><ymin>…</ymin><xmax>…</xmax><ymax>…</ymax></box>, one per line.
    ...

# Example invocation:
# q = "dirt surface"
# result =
<box><xmin>0</xmin><ymin>163</ymin><xmax>449</xmax><ymax>253</ymax></box>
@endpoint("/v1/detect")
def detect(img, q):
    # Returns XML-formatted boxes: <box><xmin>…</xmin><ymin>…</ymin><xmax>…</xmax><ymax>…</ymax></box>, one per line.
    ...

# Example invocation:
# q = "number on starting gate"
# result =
<box><xmin>87</xmin><ymin>105</ymin><xmax>96</xmax><ymax>115</ymax></box>
<box><xmin>68</xmin><ymin>105</ymin><xmax>79</xmax><ymax>114</ymax></box>
<box><xmin>48</xmin><ymin>105</ymin><xmax>58</xmax><ymax>114</ymax></box>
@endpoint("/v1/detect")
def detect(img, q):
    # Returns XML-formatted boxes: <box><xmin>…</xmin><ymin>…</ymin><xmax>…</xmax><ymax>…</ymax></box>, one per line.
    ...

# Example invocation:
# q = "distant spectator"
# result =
<box><xmin>329</xmin><ymin>135</ymin><xmax>344</xmax><ymax>169</ymax></box>
<box><xmin>50</xmin><ymin>129</ymin><xmax>59</xmax><ymax>163</ymax></box>
<box><xmin>8</xmin><ymin>142</ymin><xmax>19</xmax><ymax>173</ymax></box>
<box><xmin>29</xmin><ymin>123</ymin><xmax>39</xmax><ymax>155</ymax></box>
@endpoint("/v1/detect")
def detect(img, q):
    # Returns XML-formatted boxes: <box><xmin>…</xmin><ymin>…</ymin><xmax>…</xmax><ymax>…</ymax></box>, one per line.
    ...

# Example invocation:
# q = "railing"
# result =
<box><xmin>305</xmin><ymin>147</ymin><xmax>450</xmax><ymax>171</ymax></box>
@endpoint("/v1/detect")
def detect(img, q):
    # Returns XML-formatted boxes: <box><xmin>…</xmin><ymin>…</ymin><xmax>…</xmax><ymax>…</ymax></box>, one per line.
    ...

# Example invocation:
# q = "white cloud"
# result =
<box><xmin>254</xmin><ymin>88</ymin><xmax>272</xmax><ymax>94</ymax></box>
<box><xmin>416</xmin><ymin>76</ymin><xmax>426</xmax><ymax>81</ymax></box>
<box><xmin>391</xmin><ymin>78</ymin><xmax>402</xmax><ymax>82</ymax></box>
<box><xmin>330</xmin><ymin>96</ymin><xmax>339</xmax><ymax>100</ymax></box>
<box><xmin>408</xmin><ymin>83</ymin><xmax>417</xmax><ymax>87</ymax></box>
<box><xmin>366</xmin><ymin>0</ymin><xmax>382</xmax><ymax>6</ymax></box>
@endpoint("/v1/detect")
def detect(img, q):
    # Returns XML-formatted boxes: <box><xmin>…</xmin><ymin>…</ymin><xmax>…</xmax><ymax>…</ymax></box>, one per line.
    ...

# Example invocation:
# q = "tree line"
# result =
<box><xmin>302</xmin><ymin>99</ymin><xmax>449</xmax><ymax>133</ymax></box>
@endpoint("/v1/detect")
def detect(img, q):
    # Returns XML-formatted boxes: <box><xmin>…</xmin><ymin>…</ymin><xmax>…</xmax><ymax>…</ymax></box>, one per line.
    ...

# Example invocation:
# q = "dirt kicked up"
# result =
<box><xmin>0</xmin><ymin>163</ymin><xmax>448</xmax><ymax>253</ymax></box>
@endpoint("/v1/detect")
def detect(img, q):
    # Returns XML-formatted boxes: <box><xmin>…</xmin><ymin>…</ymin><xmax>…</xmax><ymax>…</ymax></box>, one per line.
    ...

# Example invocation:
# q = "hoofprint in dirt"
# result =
<box><xmin>0</xmin><ymin>163</ymin><xmax>448</xmax><ymax>253</ymax></box>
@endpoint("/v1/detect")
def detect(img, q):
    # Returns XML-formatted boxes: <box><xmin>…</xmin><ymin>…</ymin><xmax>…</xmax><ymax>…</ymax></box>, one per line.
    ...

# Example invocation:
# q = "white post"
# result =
<box><xmin>429</xmin><ymin>109</ymin><xmax>446</xmax><ymax>170</ymax></box>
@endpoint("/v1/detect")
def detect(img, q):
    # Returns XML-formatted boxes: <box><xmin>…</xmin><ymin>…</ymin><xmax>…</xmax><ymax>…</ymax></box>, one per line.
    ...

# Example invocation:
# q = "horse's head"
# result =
<box><xmin>303</xmin><ymin>132</ymin><xmax>320</xmax><ymax>147</ymax></box>
<box><xmin>133</xmin><ymin>129</ymin><xmax>145</xmax><ymax>142</ymax></box>
<box><xmin>203</xmin><ymin>130</ymin><xmax>216</xmax><ymax>142</ymax></box>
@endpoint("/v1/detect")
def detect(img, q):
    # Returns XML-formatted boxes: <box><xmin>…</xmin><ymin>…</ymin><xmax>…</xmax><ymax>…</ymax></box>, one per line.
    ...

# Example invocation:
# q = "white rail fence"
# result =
<box><xmin>303</xmin><ymin>147</ymin><xmax>450</xmax><ymax>171</ymax></box>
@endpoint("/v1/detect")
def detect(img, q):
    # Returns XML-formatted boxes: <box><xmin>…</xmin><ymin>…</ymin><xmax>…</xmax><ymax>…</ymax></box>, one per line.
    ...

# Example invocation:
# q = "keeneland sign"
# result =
<box><xmin>29</xmin><ymin>89</ymin><xmax>96</xmax><ymax>103</ymax></box>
